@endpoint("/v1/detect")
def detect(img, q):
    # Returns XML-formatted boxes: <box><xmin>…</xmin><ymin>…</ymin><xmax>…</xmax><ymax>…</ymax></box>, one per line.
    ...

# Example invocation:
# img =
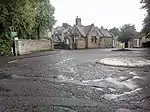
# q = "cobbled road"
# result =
<box><xmin>0</xmin><ymin>48</ymin><xmax>150</xmax><ymax>112</ymax></box>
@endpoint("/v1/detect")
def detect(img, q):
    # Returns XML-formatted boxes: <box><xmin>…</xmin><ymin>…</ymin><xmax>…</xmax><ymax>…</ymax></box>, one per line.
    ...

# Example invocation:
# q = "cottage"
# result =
<box><xmin>52</xmin><ymin>23</ymin><xmax>71</xmax><ymax>48</ymax></box>
<box><xmin>98</xmin><ymin>27</ymin><xmax>113</xmax><ymax>48</ymax></box>
<box><xmin>68</xmin><ymin>17</ymin><xmax>113</xmax><ymax>49</ymax></box>
<box><xmin>128</xmin><ymin>33</ymin><xmax>150</xmax><ymax>48</ymax></box>
<box><xmin>112</xmin><ymin>36</ymin><xmax>122</xmax><ymax>48</ymax></box>
<box><xmin>141</xmin><ymin>33</ymin><xmax>150</xmax><ymax>47</ymax></box>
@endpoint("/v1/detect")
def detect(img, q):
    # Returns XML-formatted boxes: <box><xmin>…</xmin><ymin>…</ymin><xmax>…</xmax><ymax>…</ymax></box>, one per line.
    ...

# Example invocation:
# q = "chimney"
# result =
<box><xmin>76</xmin><ymin>16</ymin><xmax>81</xmax><ymax>26</ymax></box>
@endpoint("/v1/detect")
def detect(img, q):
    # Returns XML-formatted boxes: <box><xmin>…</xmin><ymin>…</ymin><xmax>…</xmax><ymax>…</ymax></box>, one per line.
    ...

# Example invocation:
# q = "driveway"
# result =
<box><xmin>0</xmin><ymin>48</ymin><xmax>150</xmax><ymax>112</ymax></box>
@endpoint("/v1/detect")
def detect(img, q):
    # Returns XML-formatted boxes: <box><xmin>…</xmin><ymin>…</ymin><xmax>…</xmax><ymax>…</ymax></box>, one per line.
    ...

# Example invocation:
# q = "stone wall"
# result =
<box><xmin>87</xmin><ymin>26</ymin><xmax>100</xmax><ymax>48</ymax></box>
<box><xmin>103</xmin><ymin>38</ymin><xmax>113</xmax><ymax>48</ymax></box>
<box><xmin>76</xmin><ymin>38</ymin><xmax>86</xmax><ymax>49</ymax></box>
<box><xmin>15</xmin><ymin>39</ymin><xmax>54</xmax><ymax>55</ymax></box>
<box><xmin>87</xmin><ymin>36</ymin><xmax>99</xmax><ymax>48</ymax></box>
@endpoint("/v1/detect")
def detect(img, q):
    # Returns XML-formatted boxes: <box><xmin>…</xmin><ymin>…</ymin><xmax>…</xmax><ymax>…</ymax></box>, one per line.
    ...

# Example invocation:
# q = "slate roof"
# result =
<box><xmin>53</xmin><ymin>26</ymin><xmax>71</xmax><ymax>42</ymax></box>
<box><xmin>96</xmin><ymin>27</ymin><xmax>104</xmax><ymax>37</ymax></box>
<box><xmin>131</xmin><ymin>32</ymin><xmax>145</xmax><ymax>40</ymax></box>
<box><xmin>70</xmin><ymin>24</ymin><xmax>113</xmax><ymax>38</ymax></box>
<box><xmin>76</xmin><ymin>25</ymin><xmax>86</xmax><ymax>37</ymax></box>
<box><xmin>84</xmin><ymin>25</ymin><xmax>92</xmax><ymax>35</ymax></box>
<box><xmin>99</xmin><ymin>27</ymin><xmax>113</xmax><ymax>37</ymax></box>
<box><xmin>71</xmin><ymin>24</ymin><xmax>104</xmax><ymax>37</ymax></box>
<box><xmin>70</xmin><ymin>24</ymin><xmax>93</xmax><ymax>37</ymax></box>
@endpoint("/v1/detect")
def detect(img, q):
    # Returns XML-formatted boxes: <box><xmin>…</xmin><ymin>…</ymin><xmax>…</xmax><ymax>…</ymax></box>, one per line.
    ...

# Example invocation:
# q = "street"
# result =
<box><xmin>0</xmin><ymin>48</ymin><xmax>150</xmax><ymax>112</ymax></box>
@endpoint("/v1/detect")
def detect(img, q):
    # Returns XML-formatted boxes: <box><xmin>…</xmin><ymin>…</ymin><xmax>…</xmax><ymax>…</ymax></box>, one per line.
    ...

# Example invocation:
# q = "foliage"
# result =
<box><xmin>0</xmin><ymin>0</ymin><xmax>37</xmax><ymax>38</ymax></box>
<box><xmin>141</xmin><ymin>0</ymin><xmax>150</xmax><ymax>35</ymax></box>
<box><xmin>0</xmin><ymin>0</ymin><xmax>37</xmax><ymax>55</ymax></box>
<box><xmin>118</xmin><ymin>24</ymin><xmax>137</xmax><ymax>43</ymax></box>
<box><xmin>0</xmin><ymin>0</ymin><xmax>56</xmax><ymax>55</ymax></box>
<box><xmin>62</xmin><ymin>23</ymin><xmax>71</xmax><ymax>29</ymax></box>
<box><xmin>109</xmin><ymin>27</ymin><xmax>121</xmax><ymax>37</ymax></box>
<box><xmin>0</xmin><ymin>34</ymin><xmax>12</xmax><ymax>56</ymax></box>
<box><xmin>35</xmin><ymin>0</ymin><xmax>56</xmax><ymax>39</ymax></box>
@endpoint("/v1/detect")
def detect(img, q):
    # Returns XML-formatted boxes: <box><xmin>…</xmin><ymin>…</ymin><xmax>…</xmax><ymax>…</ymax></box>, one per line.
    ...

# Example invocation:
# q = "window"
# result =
<box><xmin>91</xmin><ymin>37</ymin><xmax>94</xmax><ymax>43</ymax></box>
<box><xmin>100</xmin><ymin>38</ymin><xmax>102</xmax><ymax>42</ymax></box>
<box><xmin>95</xmin><ymin>37</ymin><xmax>97</xmax><ymax>43</ymax></box>
<box><xmin>91</xmin><ymin>36</ymin><xmax>97</xmax><ymax>44</ymax></box>
<box><xmin>104</xmin><ymin>39</ymin><xmax>105</xmax><ymax>42</ymax></box>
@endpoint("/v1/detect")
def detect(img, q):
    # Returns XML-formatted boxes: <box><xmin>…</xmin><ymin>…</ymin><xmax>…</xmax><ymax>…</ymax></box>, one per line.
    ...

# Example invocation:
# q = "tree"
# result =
<box><xmin>141</xmin><ymin>0</ymin><xmax>150</xmax><ymax>35</ymax></box>
<box><xmin>0</xmin><ymin>0</ymin><xmax>37</xmax><ymax>55</ymax></box>
<box><xmin>109</xmin><ymin>27</ymin><xmax>121</xmax><ymax>36</ymax></box>
<box><xmin>35</xmin><ymin>0</ymin><xmax>56</xmax><ymax>39</ymax></box>
<box><xmin>0</xmin><ymin>0</ymin><xmax>37</xmax><ymax>38</ymax></box>
<box><xmin>0</xmin><ymin>0</ymin><xmax>56</xmax><ymax>55</ymax></box>
<box><xmin>118</xmin><ymin>24</ymin><xmax>137</xmax><ymax>43</ymax></box>
<box><xmin>62</xmin><ymin>23</ymin><xmax>71</xmax><ymax>29</ymax></box>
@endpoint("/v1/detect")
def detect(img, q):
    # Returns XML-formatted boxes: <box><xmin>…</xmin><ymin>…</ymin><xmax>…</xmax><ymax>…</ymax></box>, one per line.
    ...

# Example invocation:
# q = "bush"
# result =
<box><xmin>0</xmin><ymin>36</ymin><xmax>12</xmax><ymax>56</ymax></box>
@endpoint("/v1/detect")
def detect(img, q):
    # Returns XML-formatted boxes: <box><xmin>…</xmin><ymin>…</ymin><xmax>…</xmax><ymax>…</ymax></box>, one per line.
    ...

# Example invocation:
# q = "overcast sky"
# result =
<box><xmin>51</xmin><ymin>0</ymin><xmax>146</xmax><ymax>31</ymax></box>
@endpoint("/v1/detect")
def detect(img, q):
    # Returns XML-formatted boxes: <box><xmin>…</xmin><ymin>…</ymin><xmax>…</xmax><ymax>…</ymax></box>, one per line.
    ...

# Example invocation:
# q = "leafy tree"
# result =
<box><xmin>35</xmin><ymin>0</ymin><xmax>56</xmax><ymax>39</ymax></box>
<box><xmin>0</xmin><ymin>0</ymin><xmax>56</xmax><ymax>55</ymax></box>
<box><xmin>0</xmin><ymin>0</ymin><xmax>37</xmax><ymax>55</ymax></box>
<box><xmin>118</xmin><ymin>24</ymin><xmax>137</xmax><ymax>43</ymax></box>
<box><xmin>141</xmin><ymin>0</ymin><xmax>150</xmax><ymax>35</ymax></box>
<box><xmin>0</xmin><ymin>0</ymin><xmax>36</xmax><ymax>38</ymax></box>
<box><xmin>109</xmin><ymin>27</ymin><xmax>121</xmax><ymax>36</ymax></box>
<box><xmin>62</xmin><ymin>23</ymin><xmax>71</xmax><ymax>29</ymax></box>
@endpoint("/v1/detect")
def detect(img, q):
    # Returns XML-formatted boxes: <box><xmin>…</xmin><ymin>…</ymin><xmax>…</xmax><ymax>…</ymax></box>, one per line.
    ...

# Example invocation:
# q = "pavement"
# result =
<box><xmin>0</xmin><ymin>48</ymin><xmax>150</xmax><ymax>112</ymax></box>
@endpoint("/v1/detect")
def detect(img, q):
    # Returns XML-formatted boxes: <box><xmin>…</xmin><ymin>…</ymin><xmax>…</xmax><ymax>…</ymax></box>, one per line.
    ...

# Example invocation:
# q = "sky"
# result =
<box><xmin>50</xmin><ymin>0</ymin><xmax>146</xmax><ymax>31</ymax></box>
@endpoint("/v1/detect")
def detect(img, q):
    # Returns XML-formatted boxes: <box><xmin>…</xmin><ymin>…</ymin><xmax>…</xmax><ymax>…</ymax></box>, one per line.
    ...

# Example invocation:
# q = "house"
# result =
<box><xmin>128</xmin><ymin>33</ymin><xmax>150</xmax><ymax>48</ymax></box>
<box><xmin>52</xmin><ymin>24</ymin><xmax>71</xmax><ymax>48</ymax></box>
<box><xmin>98</xmin><ymin>27</ymin><xmax>113</xmax><ymax>48</ymax></box>
<box><xmin>128</xmin><ymin>33</ymin><xmax>142</xmax><ymax>48</ymax></box>
<box><xmin>68</xmin><ymin>17</ymin><xmax>113</xmax><ymax>49</ymax></box>
<box><xmin>141</xmin><ymin>33</ymin><xmax>150</xmax><ymax>47</ymax></box>
<box><xmin>112</xmin><ymin>36</ymin><xmax>122</xmax><ymax>48</ymax></box>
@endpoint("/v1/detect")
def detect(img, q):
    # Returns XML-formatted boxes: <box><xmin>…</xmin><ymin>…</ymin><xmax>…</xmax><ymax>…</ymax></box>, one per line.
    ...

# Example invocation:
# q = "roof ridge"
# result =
<box><xmin>106</xmin><ymin>29</ymin><xmax>113</xmax><ymax>37</ymax></box>
<box><xmin>86</xmin><ymin>24</ymin><xmax>94</xmax><ymax>36</ymax></box>
<box><xmin>75</xmin><ymin>25</ymin><xmax>86</xmax><ymax>37</ymax></box>
<box><xmin>96</xmin><ymin>27</ymin><xmax>104</xmax><ymax>36</ymax></box>
<box><xmin>98</xmin><ymin>28</ymin><xmax>104</xmax><ymax>36</ymax></box>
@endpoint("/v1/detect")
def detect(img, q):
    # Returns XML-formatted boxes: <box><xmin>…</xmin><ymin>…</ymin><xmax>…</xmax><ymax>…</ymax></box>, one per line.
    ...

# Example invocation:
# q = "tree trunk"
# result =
<box><xmin>37</xmin><ymin>26</ymin><xmax>40</xmax><ymax>39</ymax></box>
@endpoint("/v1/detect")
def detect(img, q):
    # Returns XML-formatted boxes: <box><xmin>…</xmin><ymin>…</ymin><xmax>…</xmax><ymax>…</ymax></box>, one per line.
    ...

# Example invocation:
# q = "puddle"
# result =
<box><xmin>122</xmin><ymin>79</ymin><xmax>138</xmax><ymax>90</ymax></box>
<box><xmin>108</xmin><ymin>88</ymin><xmax>116</xmax><ymax>92</ymax></box>
<box><xmin>58</xmin><ymin>75</ymin><xmax>74</xmax><ymax>81</ymax></box>
<box><xmin>56</xmin><ymin>57</ymin><xmax>74</xmax><ymax>65</ymax></box>
<box><xmin>103</xmin><ymin>94</ymin><xmax>121</xmax><ymax>100</ymax></box>
<box><xmin>95</xmin><ymin>88</ymin><xmax>104</xmax><ymax>92</ymax></box>
<box><xmin>82</xmin><ymin>77</ymin><xmax>138</xmax><ymax>92</ymax></box>
<box><xmin>8</xmin><ymin>60</ymin><xmax>18</xmax><ymax>64</ymax></box>
<box><xmin>129</xmin><ymin>72</ymin><xmax>137</xmax><ymax>75</ymax></box>
<box><xmin>103</xmin><ymin>88</ymin><xmax>142</xmax><ymax>100</ymax></box>
<box><xmin>116</xmin><ymin>108</ymin><xmax>132</xmax><ymax>112</ymax></box>
<box><xmin>133</xmin><ymin>76</ymin><xmax>142</xmax><ymax>79</ymax></box>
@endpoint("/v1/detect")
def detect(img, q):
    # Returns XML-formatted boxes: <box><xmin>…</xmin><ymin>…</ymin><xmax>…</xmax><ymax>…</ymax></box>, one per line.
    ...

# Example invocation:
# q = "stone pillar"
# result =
<box><xmin>14</xmin><ymin>37</ymin><xmax>19</xmax><ymax>56</ymax></box>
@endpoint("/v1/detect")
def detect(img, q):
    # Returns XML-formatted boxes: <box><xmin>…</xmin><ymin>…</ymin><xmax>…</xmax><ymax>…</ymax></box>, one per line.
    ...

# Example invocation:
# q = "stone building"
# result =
<box><xmin>68</xmin><ymin>17</ymin><xmax>113</xmax><ymax>49</ymax></box>
<box><xmin>128</xmin><ymin>33</ymin><xmax>150</xmax><ymax>48</ymax></box>
<box><xmin>52</xmin><ymin>23</ymin><xmax>71</xmax><ymax>48</ymax></box>
<box><xmin>98</xmin><ymin>27</ymin><xmax>113</xmax><ymax>48</ymax></box>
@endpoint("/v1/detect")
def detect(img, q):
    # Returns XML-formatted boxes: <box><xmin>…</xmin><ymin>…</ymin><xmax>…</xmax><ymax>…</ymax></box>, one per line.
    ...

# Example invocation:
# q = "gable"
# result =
<box><xmin>70</xmin><ymin>26</ymin><xmax>81</xmax><ymax>36</ymax></box>
<box><xmin>88</xmin><ymin>25</ymin><xmax>101</xmax><ymax>36</ymax></box>
<box><xmin>99</xmin><ymin>28</ymin><xmax>112</xmax><ymax>37</ymax></box>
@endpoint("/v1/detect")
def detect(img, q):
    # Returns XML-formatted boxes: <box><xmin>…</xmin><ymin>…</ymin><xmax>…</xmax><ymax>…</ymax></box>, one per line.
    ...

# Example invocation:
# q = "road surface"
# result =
<box><xmin>0</xmin><ymin>48</ymin><xmax>150</xmax><ymax>112</ymax></box>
